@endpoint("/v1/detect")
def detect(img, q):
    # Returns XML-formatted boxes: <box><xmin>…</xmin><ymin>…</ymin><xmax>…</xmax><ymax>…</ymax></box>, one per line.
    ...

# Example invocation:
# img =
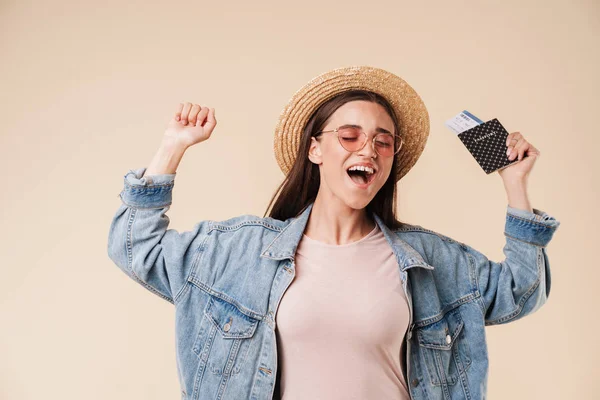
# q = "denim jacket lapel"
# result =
<box><xmin>261</xmin><ymin>202</ymin><xmax>434</xmax><ymax>272</ymax></box>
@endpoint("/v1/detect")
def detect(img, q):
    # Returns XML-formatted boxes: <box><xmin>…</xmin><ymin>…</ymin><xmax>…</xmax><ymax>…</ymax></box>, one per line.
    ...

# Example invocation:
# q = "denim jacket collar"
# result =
<box><xmin>260</xmin><ymin>202</ymin><xmax>434</xmax><ymax>272</ymax></box>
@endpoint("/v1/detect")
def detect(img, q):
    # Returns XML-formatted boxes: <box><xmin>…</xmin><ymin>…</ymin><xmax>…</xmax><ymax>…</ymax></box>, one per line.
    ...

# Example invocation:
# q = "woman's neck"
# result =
<box><xmin>303</xmin><ymin>194</ymin><xmax>375</xmax><ymax>245</ymax></box>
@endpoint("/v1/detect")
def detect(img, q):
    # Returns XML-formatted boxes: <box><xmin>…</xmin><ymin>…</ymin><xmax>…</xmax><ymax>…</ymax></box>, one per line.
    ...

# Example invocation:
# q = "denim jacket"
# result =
<box><xmin>107</xmin><ymin>167</ymin><xmax>561</xmax><ymax>400</ymax></box>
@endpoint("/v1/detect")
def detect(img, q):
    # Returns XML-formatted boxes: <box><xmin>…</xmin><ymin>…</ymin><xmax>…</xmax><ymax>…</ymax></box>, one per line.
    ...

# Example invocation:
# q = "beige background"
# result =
<box><xmin>0</xmin><ymin>0</ymin><xmax>597</xmax><ymax>398</ymax></box>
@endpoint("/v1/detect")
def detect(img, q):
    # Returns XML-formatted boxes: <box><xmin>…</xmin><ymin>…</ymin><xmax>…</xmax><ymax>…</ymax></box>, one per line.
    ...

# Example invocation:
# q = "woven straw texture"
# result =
<box><xmin>273</xmin><ymin>65</ymin><xmax>430</xmax><ymax>182</ymax></box>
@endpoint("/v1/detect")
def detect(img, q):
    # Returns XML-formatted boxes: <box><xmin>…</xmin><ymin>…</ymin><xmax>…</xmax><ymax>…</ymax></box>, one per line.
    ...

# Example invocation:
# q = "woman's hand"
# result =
<box><xmin>497</xmin><ymin>131</ymin><xmax>540</xmax><ymax>183</ymax></box>
<box><xmin>498</xmin><ymin>131</ymin><xmax>540</xmax><ymax>212</ymax></box>
<box><xmin>163</xmin><ymin>102</ymin><xmax>217</xmax><ymax>150</ymax></box>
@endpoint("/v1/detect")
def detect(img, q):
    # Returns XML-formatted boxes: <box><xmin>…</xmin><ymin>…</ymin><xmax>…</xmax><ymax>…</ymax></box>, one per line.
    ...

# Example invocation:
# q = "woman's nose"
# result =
<box><xmin>358</xmin><ymin>138</ymin><xmax>377</xmax><ymax>158</ymax></box>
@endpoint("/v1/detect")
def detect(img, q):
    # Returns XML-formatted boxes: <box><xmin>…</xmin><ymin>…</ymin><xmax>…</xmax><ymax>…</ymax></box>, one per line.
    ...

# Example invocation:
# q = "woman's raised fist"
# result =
<box><xmin>164</xmin><ymin>102</ymin><xmax>217</xmax><ymax>149</ymax></box>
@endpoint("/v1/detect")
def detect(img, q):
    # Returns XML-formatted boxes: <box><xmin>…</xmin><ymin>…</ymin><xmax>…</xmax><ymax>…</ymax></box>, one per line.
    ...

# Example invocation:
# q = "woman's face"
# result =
<box><xmin>308</xmin><ymin>100</ymin><xmax>396</xmax><ymax>210</ymax></box>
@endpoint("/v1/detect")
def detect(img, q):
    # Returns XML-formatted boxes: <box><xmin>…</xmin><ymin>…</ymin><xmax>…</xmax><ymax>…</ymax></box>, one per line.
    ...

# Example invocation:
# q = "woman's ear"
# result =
<box><xmin>308</xmin><ymin>137</ymin><xmax>323</xmax><ymax>165</ymax></box>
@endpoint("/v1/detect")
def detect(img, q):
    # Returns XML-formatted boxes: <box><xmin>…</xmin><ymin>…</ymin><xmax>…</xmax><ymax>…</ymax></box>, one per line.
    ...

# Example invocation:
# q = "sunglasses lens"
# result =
<box><xmin>374</xmin><ymin>134</ymin><xmax>397</xmax><ymax>157</ymax></box>
<box><xmin>338</xmin><ymin>127</ymin><xmax>364</xmax><ymax>151</ymax></box>
<box><xmin>336</xmin><ymin>128</ymin><xmax>401</xmax><ymax>156</ymax></box>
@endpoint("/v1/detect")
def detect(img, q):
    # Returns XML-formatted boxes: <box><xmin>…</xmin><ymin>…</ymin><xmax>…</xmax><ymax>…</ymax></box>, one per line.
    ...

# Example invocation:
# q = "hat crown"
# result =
<box><xmin>274</xmin><ymin>66</ymin><xmax>430</xmax><ymax>182</ymax></box>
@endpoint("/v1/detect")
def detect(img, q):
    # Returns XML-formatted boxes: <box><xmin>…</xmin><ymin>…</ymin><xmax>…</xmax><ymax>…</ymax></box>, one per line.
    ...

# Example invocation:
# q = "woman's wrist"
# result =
<box><xmin>502</xmin><ymin>178</ymin><xmax>532</xmax><ymax>212</ymax></box>
<box><xmin>144</xmin><ymin>140</ymin><xmax>187</xmax><ymax>176</ymax></box>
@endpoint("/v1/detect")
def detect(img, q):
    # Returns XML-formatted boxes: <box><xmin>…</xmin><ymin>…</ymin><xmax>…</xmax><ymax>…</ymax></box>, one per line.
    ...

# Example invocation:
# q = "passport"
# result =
<box><xmin>445</xmin><ymin>111</ymin><xmax>519</xmax><ymax>174</ymax></box>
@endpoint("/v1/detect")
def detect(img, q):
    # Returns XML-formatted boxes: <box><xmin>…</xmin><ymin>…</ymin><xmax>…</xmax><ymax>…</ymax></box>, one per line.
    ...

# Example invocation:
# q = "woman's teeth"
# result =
<box><xmin>347</xmin><ymin>166</ymin><xmax>375</xmax><ymax>185</ymax></box>
<box><xmin>347</xmin><ymin>165</ymin><xmax>375</xmax><ymax>174</ymax></box>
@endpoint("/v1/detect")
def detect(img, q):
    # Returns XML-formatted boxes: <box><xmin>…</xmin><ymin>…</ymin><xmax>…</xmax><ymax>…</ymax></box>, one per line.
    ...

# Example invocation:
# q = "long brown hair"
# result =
<box><xmin>263</xmin><ymin>90</ymin><xmax>406</xmax><ymax>230</ymax></box>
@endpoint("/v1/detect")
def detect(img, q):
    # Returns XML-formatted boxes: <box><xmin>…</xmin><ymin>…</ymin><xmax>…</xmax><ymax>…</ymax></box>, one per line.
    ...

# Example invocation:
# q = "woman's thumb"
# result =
<box><xmin>204</xmin><ymin>108</ymin><xmax>217</xmax><ymax>132</ymax></box>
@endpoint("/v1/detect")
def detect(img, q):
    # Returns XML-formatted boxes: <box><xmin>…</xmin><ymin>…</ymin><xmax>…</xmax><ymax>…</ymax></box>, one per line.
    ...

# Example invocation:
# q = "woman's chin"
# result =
<box><xmin>342</xmin><ymin>177</ymin><xmax>380</xmax><ymax>208</ymax></box>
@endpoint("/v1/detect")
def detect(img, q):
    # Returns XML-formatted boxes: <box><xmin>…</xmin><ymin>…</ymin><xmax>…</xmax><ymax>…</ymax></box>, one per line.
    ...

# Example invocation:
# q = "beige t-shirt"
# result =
<box><xmin>275</xmin><ymin>223</ymin><xmax>411</xmax><ymax>400</ymax></box>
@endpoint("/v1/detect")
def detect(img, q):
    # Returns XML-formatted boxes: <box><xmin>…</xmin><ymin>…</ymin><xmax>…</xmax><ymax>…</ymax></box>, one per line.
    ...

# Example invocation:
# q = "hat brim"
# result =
<box><xmin>274</xmin><ymin>65</ymin><xmax>430</xmax><ymax>182</ymax></box>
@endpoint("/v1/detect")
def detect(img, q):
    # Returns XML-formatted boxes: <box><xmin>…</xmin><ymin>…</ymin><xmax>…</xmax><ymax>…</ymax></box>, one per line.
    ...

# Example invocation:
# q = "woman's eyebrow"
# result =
<box><xmin>340</xmin><ymin>123</ymin><xmax>392</xmax><ymax>135</ymax></box>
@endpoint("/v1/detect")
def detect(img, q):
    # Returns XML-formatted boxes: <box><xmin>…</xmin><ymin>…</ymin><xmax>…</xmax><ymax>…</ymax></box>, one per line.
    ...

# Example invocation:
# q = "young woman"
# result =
<box><xmin>108</xmin><ymin>66</ymin><xmax>561</xmax><ymax>400</ymax></box>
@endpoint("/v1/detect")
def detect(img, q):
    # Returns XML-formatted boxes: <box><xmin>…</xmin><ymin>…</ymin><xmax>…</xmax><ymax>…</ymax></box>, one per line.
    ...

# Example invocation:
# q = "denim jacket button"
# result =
<box><xmin>446</xmin><ymin>334</ymin><xmax>452</xmax><ymax>344</ymax></box>
<box><xmin>224</xmin><ymin>317</ymin><xmax>233</xmax><ymax>332</ymax></box>
<box><xmin>411</xmin><ymin>378</ymin><xmax>419</xmax><ymax>387</ymax></box>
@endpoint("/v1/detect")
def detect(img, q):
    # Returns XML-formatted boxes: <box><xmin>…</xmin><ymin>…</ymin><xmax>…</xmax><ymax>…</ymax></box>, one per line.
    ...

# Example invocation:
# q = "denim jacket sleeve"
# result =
<box><xmin>461</xmin><ymin>205</ymin><xmax>561</xmax><ymax>325</ymax></box>
<box><xmin>107</xmin><ymin>167</ymin><xmax>212</xmax><ymax>304</ymax></box>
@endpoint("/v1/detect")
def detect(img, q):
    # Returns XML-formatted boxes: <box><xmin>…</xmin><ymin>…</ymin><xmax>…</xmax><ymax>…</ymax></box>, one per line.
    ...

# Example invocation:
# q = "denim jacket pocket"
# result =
<box><xmin>192</xmin><ymin>294</ymin><xmax>259</xmax><ymax>377</ymax></box>
<box><xmin>416</xmin><ymin>307</ymin><xmax>472</xmax><ymax>386</ymax></box>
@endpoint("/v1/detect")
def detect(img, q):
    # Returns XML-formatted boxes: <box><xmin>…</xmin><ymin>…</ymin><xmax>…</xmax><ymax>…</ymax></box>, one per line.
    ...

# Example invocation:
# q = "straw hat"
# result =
<box><xmin>273</xmin><ymin>65</ymin><xmax>430</xmax><ymax>182</ymax></box>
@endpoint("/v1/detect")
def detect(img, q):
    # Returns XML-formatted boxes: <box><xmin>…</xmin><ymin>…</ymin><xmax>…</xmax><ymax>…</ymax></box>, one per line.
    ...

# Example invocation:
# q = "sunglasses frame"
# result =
<box><xmin>315</xmin><ymin>126</ymin><xmax>404</xmax><ymax>157</ymax></box>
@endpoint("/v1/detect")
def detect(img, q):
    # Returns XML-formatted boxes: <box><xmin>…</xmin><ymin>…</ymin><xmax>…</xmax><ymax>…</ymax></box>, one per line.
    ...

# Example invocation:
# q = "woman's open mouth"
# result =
<box><xmin>346</xmin><ymin>166</ymin><xmax>377</xmax><ymax>189</ymax></box>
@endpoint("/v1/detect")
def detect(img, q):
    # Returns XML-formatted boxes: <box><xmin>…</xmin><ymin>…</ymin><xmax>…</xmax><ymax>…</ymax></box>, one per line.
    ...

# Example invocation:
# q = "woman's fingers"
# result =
<box><xmin>508</xmin><ymin>137</ymin><xmax>521</xmax><ymax>159</ymax></box>
<box><xmin>195</xmin><ymin>106</ymin><xmax>210</xmax><ymax>126</ymax></box>
<box><xmin>180</xmin><ymin>102</ymin><xmax>192</xmax><ymax>125</ymax></box>
<box><xmin>518</xmin><ymin>141</ymin><xmax>537</xmax><ymax>161</ymax></box>
<box><xmin>506</xmin><ymin>132</ymin><xmax>522</xmax><ymax>159</ymax></box>
<box><xmin>202</xmin><ymin>108</ymin><xmax>217</xmax><ymax>134</ymax></box>
<box><xmin>508</xmin><ymin>136</ymin><xmax>527</xmax><ymax>160</ymax></box>
<box><xmin>506</xmin><ymin>131</ymin><xmax>522</xmax><ymax>146</ymax></box>
<box><xmin>505</xmin><ymin>131</ymin><xmax>542</xmax><ymax>162</ymax></box>
<box><xmin>174</xmin><ymin>103</ymin><xmax>184</xmax><ymax>122</ymax></box>
<box><xmin>165</xmin><ymin>102</ymin><xmax>218</xmax><ymax>148</ymax></box>
<box><xmin>172</xmin><ymin>102</ymin><xmax>216</xmax><ymax>134</ymax></box>
<box><xmin>188</xmin><ymin>104</ymin><xmax>201</xmax><ymax>125</ymax></box>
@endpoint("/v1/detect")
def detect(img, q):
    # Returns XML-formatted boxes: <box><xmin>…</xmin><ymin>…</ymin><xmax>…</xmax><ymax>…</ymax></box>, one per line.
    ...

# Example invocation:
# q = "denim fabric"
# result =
<box><xmin>107</xmin><ymin>167</ymin><xmax>561</xmax><ymax>400</ymax></box>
